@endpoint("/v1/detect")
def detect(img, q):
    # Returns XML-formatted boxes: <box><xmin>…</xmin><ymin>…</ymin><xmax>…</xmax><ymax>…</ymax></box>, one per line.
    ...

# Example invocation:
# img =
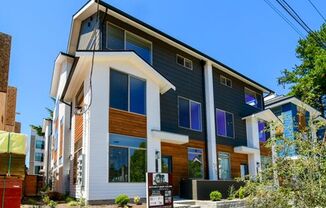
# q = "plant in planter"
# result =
<box><xmin>210</xmin><ymin>191</ymin><xmax>222</xmax><ymax>201</ymax></box>
<box><xmin>115</xmin><ymin>194</ymin><xmax>130</xmax><ymax>207</ymax></box>
<box><xmin>134</xmin><ymin>196</ymin><xmax>142</xmax><ymax>205</ymax></box>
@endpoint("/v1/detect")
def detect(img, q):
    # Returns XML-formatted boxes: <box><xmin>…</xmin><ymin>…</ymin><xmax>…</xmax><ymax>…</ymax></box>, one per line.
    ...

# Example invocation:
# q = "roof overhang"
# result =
<box><xmin>50</xmin><ymin>52</ymin><xmax>75</xmax><ymax>97</ymax></box>
<box><xmin>152</xmin><ymin>130</ymin><xmax>189</xmax><ymax>145</ymax></box>
<box><xmin>62</xmin><ymin>51</ymin><xmax>175</xmax><ymax>102</ymax></box>
<box><xmin>234</xmin><ymin>146</ymin><xmax>260</xmax><ymax>154</ymax></box>
<box><xmin>67</xmin><ymin>0</ymin><xmax>273</xmax><ymax>94</ymax></box>
<box><xmin>265</xmin><ymin>97</ymin><xmax>322</xmax><ymax>118</ymax></box>
<box><xmin>242</xmin><ymin>109</ymin><xmax>280</xmax><ymax>123</ymax></box>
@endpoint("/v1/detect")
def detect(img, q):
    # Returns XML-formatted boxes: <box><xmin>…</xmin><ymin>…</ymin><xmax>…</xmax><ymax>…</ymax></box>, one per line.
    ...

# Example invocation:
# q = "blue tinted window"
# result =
<box><xmin>107</xmin><ymin>24</ymin><xmax>124</xmax><ymax>50</ymax></box>
<box><xmin>179</xmin><ymin>97</ymin><xmax>190</xmax><ymax>128</ymax></box>
<box><xmin>126</xmin><ymin>33</ymin><xmax>151</xmax><ymax>63</ymax></box>
<box><xmin>216</xmin><ymin>109</ymin><xmax>234</xmax><ymax>138</ymax></box>
<box><xmin>109</xmin><ymin>146</ymin><xmax>128</xmax><ymax>182</ymax></box>
<box><xmin>191</xmin><ymin>102</ymin><xmax>201</xmax><ymax>131</ymax></box>
<box><xmin>130</xmin><ymin>77</ymin><xmax>146</xmax><ymax>115</ymax></box>
<box><xmin>110</xmin><ymin>70</ymin><xmax>128</xmax><ymax>111</ymax></box>
<box><xmin>110</xmin><ymin>134</ymin><xmax>146</xmax><ymax>149</ymax></box>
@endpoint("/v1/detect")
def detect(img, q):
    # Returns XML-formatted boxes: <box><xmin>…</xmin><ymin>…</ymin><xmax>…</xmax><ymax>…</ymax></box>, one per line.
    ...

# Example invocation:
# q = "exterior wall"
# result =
<box><xmin>77</xmin><ymin>13</ymin><xmax>102</xmax><ymax>50</ymax></box>
<box><xmin>29</xmin><ymin>129</ymin><xmax>45</xmax><ymax>175</ymax></box>
<box><xmin>0</xmin><ymin>32</ymin><xmax>11</xmax><ymax>93</ymax></box>
<box><xmin>109</xmin><ymin>108</ymin><xmax>147</xmax><ymax>138</ymax></box>
<box><xmin>0</xmin><ymin>92</ymin><xmax>6</xmax><ymax>130</ymax></box>
<box><xmin>213</xmin><ymin>69</ymin><xmax>263</xmax><ymax>147</ymax></box>
<box><xmin>101</xmin><ymin>14</ymin><xmax>206</xmax><ymax>141</ymax></box>
<box><xmin>217</xmin><ymin>144</ymin><xmax>248</xmax><ymax>178</ymax></box>
<box><xmin>161</xmin><ymin>140</ymin><xmax>207</xmax><ymax>195</ymax></box>
<box><xmin>260</xmin><ymin>142</ymin><xmax>271</xmax><ymax>156</ymax></box>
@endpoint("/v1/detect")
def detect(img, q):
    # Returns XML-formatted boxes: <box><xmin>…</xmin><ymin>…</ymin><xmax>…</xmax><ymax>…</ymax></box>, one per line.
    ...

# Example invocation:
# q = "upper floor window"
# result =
<box><xmin>188</xmin><ymin>148</ymin><xmax>204</xmax><ymax>179</ymax></box>
<box><xmin>35</xmin><ymin>152</ymin><xmax>44</xmax><ymax>162</ymax></box>
<box><xmin>110</xmin><ymin>69</ymin><xmax>146</xmax><ymax>115</ymax></box>
<box><xmin>106</xmin><ymin>23</ymin><xmax>152</xmax><ymax>64</ymax></box>
<box><xmin>244</xmin><ymin>88</ymin><xmax>262</xmax><ymax>109</ymax></box>
<box><xmin>216</xmin><ymin>109</ymin><xmax>234</xmax><ymax>138</ymax></box>
<box><xmin>178</xmin><ymin>97</ymin><xmax>202</xmax><ymax>131</ymax></box>
<box><xmin>258</xmin><ymin>120</ymin><xmax>271</xmax><ymax>142</ymax></box>
<box><xmin>176</xmin><ymin>54</ymin><xmax>193</xmax><ymax>70</ymax></box>
<box><xmin>35</xmin><ymin>140</ymin><xmax>44</xmax><ymax>149</ymax></box>
<box><xmin>220</xmin><ymin>75</ymin><xmax>232</xmax><ymax>88</ymax></box>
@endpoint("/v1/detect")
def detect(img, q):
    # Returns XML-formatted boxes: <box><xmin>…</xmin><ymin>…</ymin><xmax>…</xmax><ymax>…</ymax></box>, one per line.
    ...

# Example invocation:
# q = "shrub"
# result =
<box><xmin>237</xmin><ymin>186</ymin><xmax>245</xmax><ymax>199</ymax></box>
<box><xmin>115</xmin><ymin>194</ymin><xmax>130</xmax><ymax>206</ymax></box>
<box><xmin>42</xmin><ymin>195</ymin><xmax>50</xmax><ymax>205</ymax></box>
<box><xmin>227</xmin><ymin>186</ymin><xmax>236</xmax><ymax>200</ymax></box>
<box><xmin>47</xmin><ymin>191</ymin><xmax>65</xmax><ymax>201</ymax></box>
<box><xmin>210</xmin><ymin>191</ymin><xmax>222</xmax><ymax>201</ymax></box>
<box><xmin>134</xmin><ymin>196</ymin><xmax>141</xmax><ymax>205</ymax></box>
<box><xmin>26</xmin><ymin>197</ymin><xmax>37</xmax><ymax>205</ymax></box>
<box><xmin>68</xmin><ymin>201</ymin><xmax>79</xmax><ymax>206</ymax></box>
<box><xmin>65</xmin><ymin>196</ymin><xmax>75</xmax><ymax>203</ymax></box>
<box><xmin>48</xmin><ymin>200</ymin><xmax>58</xmax><ymax>208</ymax></box>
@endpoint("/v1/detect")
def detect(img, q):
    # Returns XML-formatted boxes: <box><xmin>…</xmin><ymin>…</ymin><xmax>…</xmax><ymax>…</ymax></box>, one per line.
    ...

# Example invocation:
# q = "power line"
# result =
<box><xmin>307</xmin><ymin>0</ymin><xmax>326</xmax><ymax>22</ymax></box>
<box><xmin>263</xmin><ymin>0</ymin><xmax>305</xmax><ymax>38</ymax></box>
<box><xmin>276</xmin><ymin>0</ymin><xmax>326</xmax><ymax>48</ymax></box>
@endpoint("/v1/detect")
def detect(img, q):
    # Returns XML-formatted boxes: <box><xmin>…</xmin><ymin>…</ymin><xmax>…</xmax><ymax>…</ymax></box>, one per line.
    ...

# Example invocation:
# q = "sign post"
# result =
<box><xmin>147</xmin><ymin>173</ymin><xmax>173</xmax><ymax>208</ymax></box>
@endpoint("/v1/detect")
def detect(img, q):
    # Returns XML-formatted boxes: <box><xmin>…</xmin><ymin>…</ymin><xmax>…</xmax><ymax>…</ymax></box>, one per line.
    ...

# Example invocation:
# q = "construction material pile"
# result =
<box><xmin>0</xmin><ymin>131</ymin><xmax>26</xmax><ymax>177</ymax></box>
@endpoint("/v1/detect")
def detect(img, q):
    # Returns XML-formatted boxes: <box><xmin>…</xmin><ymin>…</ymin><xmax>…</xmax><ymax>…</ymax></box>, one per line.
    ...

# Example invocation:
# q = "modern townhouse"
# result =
<box><xmin>42</xmin><ymin>118</ymin><xmax>53</xmax><ymax>185</ymax></box>
<box><xmin>264</xmin><ymin>95</ymin><xmax>326</xmax><ymax>157</ymax></box>
<box><xmin>49</xmin><ymin>0</ymin><xmax>282</xmax><ymax>203</ymax></box>
<box><xmin>28</xmin><ymin>128</ymin><xmax>45</xmax><ymax>175</ymax></box>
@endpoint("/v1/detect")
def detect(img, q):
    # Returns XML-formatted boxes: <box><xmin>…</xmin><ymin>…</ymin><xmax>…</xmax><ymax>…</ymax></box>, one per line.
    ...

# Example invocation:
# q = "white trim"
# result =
<box><xmin>244</xmin><ymin>87</ymin><xmax>263</xmax><ymax>109</ymax></box>
<box><xmin>234</xmin><ymin>146</ymin><xmax>260</xmax><ymax>154</ymax></box>
<box><xmin>220</xmin><ymin>75</ymin><xmax>232</xmax><ymax>88</ymax></box>
<box><xmin>151</xmin><ymin>130</ymin><xmax>189</xmax><ymax>144</ymax></box>
<box><xmin>176</xmin><ymin>54</ymin><xmax>193</xmax><ymax>70</ymax></box>
<box><xmin>242</xmin><ymin>109</ymin><xmax>280</xmax><ymax>123</ymax></box>
<box><xmin>69</xmin><ymin>1</ymin><xmax>271</xmax><ymax>93</ymax></box>
<box><xmin>215</xmin><ymin>108</ymin><xmax>235</xmax><ymax>139</ymax></box>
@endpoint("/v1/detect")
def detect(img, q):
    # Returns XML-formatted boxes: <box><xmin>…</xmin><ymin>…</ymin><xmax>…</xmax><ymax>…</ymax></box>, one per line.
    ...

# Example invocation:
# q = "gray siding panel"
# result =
<box><xmin>213</xmin><ymin>68</ymin><xmax>263</xmax><ymax>147</ymax></box>
<box><xmin>101</xmin><ymin>15</ymin><xmax>206</xmax><ymax>141</ymax></box>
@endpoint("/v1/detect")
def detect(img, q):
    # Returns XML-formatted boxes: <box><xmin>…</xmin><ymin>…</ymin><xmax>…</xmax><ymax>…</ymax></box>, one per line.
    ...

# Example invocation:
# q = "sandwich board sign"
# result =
<box><xmin>147</xmin><ymin>172</ymin><xmax>173</xmax><ymax>208</ymax></box>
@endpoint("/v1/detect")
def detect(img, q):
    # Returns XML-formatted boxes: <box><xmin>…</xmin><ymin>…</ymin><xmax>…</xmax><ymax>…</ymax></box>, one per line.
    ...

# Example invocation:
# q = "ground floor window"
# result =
<box><xmin>109</xmin><ymin>134</ymin><xmax>146</xmax><ymax>182</ymax></box>
<box><xmin>218</xmin><ymin>152</ymin><xmax>231</xmax><ymax>180</ymax></box>
<box><xmin>188</xmin><ymin>148</ymin><xmax>204</xmax><ymax>179</ymax></box>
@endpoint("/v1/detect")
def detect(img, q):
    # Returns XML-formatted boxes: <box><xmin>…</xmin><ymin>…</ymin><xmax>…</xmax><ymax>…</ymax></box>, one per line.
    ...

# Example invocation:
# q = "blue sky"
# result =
<box><xmin>0</xmin><ymin>0</ymin><xmax>325</xmax><ymax>139</ymax></box>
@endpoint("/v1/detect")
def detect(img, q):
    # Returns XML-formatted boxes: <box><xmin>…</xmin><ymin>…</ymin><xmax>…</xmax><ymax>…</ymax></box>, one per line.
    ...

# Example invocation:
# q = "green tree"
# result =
<box><xmin>30</xmin><ymin>124</ymin><xmax>44</xmax><ymax>136</ymax></box>
<box><xmin>241</xmin><ymin>119</ymin><xmax>326</xmax><ymax>207</ymax></box>
<box><xmin>278</xmin><ymin>24</ymin><xmax>326</xmax><ymax>114</ymax></box>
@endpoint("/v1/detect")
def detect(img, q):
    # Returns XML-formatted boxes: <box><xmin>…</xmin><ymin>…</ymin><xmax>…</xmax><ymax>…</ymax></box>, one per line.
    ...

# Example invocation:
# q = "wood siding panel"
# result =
<box><xmin>161</xmin><ymin>140</ymin><xmax>207</xmax><ymax>195</ymax></box>
<box><xmin>260</xmin><ymin>142</ymin><xmax>271</xmax><ymax>156</ymax></box>
<box><xmin>217</xmin><ymin>144</ymin><xmax>248</xmax><ymax>178</ymax></box>
<box><xmin>109</xmin><ymin>108</ymin><xmax>147</xmax><ymax>138</ymax></box>
<box><xmin>74</xmin><ymin>115</ymin><xmax>83</xmax><ymax>144</ymax></box>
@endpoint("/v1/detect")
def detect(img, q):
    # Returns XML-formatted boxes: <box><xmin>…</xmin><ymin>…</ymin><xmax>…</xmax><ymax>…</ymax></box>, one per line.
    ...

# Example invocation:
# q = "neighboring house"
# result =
<box><xmin>0</xmin><ymin>32</ymin><xmax>21</xmax><ymax>133</ymax></box>
<box><xmin>264</xmin><ymin>95</ymin><xmax>326</xmax><ymax>157</ymax></box>
<box><xmin>42</xmin><ymin>118</ymin><xmax>52</xmax><ymax>185</ymax></box>
<box><xmin>29</xmin><ymin>128</ymin><xmax>45</xmax><ymax>175</ymax></box>
<box><xmin>48</xmin><ymin>0</ymin><xmax>280</xmax><ymax>203</ymax></box>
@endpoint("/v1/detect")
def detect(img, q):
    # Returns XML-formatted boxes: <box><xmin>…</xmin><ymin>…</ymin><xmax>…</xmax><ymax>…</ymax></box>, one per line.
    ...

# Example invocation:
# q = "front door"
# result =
<box><xmin>161</xmin><ymin>155</ymin><xmax>172</xmax><ymax>173</ymax></box>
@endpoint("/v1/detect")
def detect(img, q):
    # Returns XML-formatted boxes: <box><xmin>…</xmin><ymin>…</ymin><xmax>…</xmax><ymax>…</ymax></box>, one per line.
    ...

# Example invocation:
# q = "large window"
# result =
<box><xmin>35</xmin><ymin>152</ymin><xmax>44</xmax><ymax>162</ymax></box>
<box><xmin>35</xmin><ymin>140</ymin><xmax>44</xmax><ymax>149</ymax></box>
<box><xmin>178</xmin><ymin>97</ymin><xmax>202</xmax><ymax>131</ymax></box>
<box><xmin>258</xmin><ymin>120</ymin><xmax>270</xmax><ymax>142</ymax></box>
<box><xmin>244</xmin><ymin>88</ymin><xmax>262</xmax><ymax>109</ymax></box>
<box><xmin>110</xmin><ymin>69</ymin><xmax>146</xmax><ymax>115</ymax></box>
<box><xmin>106</xmin><ymin>23</ymin><xmax>152</xmax><ymax>64</ymax></box>
<box><xmin>109</xmin><ymin>134</ymin><xmax>146</xmax><ymax>182</ymax></box>
<box><xmin>216</xmin><ymin>109</ymin><xmax>234</xmax><ymax>138</ymax></box>
<box><xmin>188</xmin><ymin>148</ymin><xmax>204</xmax><ymax>179</ymax></box>
<box><xmin>218</xmin><ymin>152</ymin><xmax>231</xmax><ymax>180</ymax></box>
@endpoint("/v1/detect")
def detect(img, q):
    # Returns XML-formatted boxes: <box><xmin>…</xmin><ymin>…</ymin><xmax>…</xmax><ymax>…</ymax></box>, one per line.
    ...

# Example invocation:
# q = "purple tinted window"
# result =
<box><xmin>226</xmin><ymin>113</ymin><xmax>234</xmax><ymax>137</ymax></box>
<box><xmin>191</xmin><ymin>102</ymin><xmax>201</xmax><ymax>131</ymax></box>
<box><xmin>216</xmin><ymin>110</ymin><xmax>226</xmax><ymax>136</ymax></box>
<box><xmin>179</xmin><ymin>98</ymin><xmax>190</xmax><ymax>128</ymax></box>
<box><xmin>245</xmin><ymin>93</ymin><xmax>257</xmax><ymax>106</ymax></box>
<box><xmin>130</xmin><ymin>77</ymin><xmax>146</xmax><ymax>115</ymax></box>
<box><xmin>258</xmin><ymin>121</ymin><xmax>266</xmax><ymax>142</ymax></box>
